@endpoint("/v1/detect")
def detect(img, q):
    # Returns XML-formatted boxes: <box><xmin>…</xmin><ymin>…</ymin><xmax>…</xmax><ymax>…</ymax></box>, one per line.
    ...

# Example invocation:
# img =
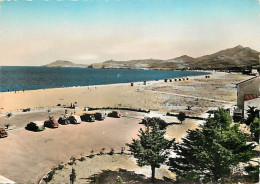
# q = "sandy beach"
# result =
<box><xmin>0</xmin><ymin>71</ymin><xmax>252</xmax><ymax>183</ymax></box>
<box><xmin>0</xmin><ymin>71</ymin><xmax>250</xmax><ymax>116</ymax></box>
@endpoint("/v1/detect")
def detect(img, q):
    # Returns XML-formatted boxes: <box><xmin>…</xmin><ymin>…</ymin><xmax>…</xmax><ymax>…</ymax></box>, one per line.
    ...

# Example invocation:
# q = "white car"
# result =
<box><xmin>69</xmin><ymin>115</ymin><xmax>81</xmax><ymax>124</ymax></box>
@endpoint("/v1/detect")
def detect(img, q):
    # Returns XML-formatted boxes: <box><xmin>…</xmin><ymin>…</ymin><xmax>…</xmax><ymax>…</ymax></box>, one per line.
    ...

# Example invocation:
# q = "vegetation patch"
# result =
<box><xmin>87</xmin><ymin>107</ymin><xmax>150</xmax><ymax>113</ymax></box>
<box><xmin>87</xmin><ymin>169</ymin><xmax>173</xmax><ymax>184</ymax></box>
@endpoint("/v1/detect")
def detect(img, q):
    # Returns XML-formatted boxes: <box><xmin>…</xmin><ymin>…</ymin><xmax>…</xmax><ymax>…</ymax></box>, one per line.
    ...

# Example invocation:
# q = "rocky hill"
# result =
<box><xmin>89</xmin><ymin>45</ymin><xmax>259</xmax><ymax>70</ymax></box>
<box><xmin>43</xmin><ymin>60</ymin><xmax>88</xmax><ymax>68</ymax></box>
<box><xmin>45</xmin><ymin>45</ymin><xmax>259</xmax><ymax>70</ymax></box>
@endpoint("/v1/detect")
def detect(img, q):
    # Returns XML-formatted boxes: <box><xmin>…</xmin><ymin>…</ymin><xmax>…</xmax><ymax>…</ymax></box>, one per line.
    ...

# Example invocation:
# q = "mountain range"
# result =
<box><xmin>44</xmin><ymin>45</ymin><xmax>259</xmax><ymax>70</ymax></box>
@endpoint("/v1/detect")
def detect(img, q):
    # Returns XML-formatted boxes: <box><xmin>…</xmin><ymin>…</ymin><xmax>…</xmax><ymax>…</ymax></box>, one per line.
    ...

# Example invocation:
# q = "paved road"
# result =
<box><xmin>0</xmin><ymin>114</ymin><xmax>143</xmax><ymax>184</ymax></box>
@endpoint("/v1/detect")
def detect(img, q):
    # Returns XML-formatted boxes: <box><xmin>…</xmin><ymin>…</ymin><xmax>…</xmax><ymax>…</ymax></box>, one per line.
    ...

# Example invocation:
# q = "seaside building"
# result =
<box><xmin>234</xmin><ymin>76</ymin><xmax>260</xmax><ymax>119</ymax></box>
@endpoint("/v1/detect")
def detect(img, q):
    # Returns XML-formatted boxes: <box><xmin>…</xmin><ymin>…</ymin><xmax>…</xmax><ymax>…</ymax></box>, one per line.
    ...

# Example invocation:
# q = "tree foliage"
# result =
<box><xmin>245</xmin><ymin>106</ymin><xmax>259</xmax><ymax>126</ymax></box>
<box><xmin>250</xmin><ymin>117</ymin><xmax>260</xmax><ymax>143</ymax></box>
<box><xmin>126</xmin><ymin>124</ymin><xmax>174</xmax><ymax>181</ymax></box>
<box><xmin>168</xmin><ymin>108</ymin><xmax>256</xmax><ymax>183</ymax></box>
<box><xmin>142</xmin><ymin>117</ymin><xmax>167</xmax><ymax>130</ymax></box>
<box><xmin>177</xmin><ymin>112</ymin><xmax>186</xmax><ymax>124</ymax></box>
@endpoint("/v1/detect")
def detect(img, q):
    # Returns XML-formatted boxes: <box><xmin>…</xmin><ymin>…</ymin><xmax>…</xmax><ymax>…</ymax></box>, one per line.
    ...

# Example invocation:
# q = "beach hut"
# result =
<box><xmin>182</xmin><ymin>78</ymin><xmax>185</xmax><ymax>81</ymax></box>
<box><xmin>179</xmin><ymin>78</ymin><xmax>182</xmax><ymax>81</ymax></box>
<box><xmin>186</xmin><ymin>78</ymin><xmax>189</xmax><ymax>80</ymax></box>
<box><xmin>164</xmin><ymin>79</ymin><xmax>168</xmax><ymax>82</ymax></box>
<box><xmin>174</xmin><ymin>79</ymin><xmax>178</xmax><ymax>81</ymax></box>
<box><xmin>131</xmin><ymin>82</ymin><xmax>134</xmax><ymax>86</ymax></box>
<box><xmin>169</xmin><ymin>79</ymin><xmax>172</xmax><ymax>82</ymax></box>
<box><xmin>143</xmin><ymin>81</ymin><xmax>147</xmax><ymax>85</ymax></box>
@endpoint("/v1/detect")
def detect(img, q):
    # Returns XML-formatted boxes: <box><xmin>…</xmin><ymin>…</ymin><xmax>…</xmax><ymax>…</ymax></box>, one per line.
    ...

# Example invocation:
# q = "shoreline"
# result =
<box><xmin>0</xmin><ymin>71</ymin><xmax>213</xmax><ymax>114</ymax></box>
<box><xmin>0</xmin><ymin>71</ymin><xmax>249</xmax><ymax>115</ymax></box>
<box><xmin>0</xmin><ymin>69</ymin><xmax>211</xmax><ymax>93</ymax></box>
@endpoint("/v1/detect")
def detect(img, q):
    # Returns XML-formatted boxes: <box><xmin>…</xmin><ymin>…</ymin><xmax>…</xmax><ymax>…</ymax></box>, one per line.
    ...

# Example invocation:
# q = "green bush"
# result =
<box><xmin>79</xmin><ymin>157</ymin><xmax>86</xmax><ymax>162</ymax></box>
<box><xmin>108</xmin><ymin>148</ymin><xmax>115</xmax><ymax>155</ymax></box>
<box><xmin>57</xmin><ymin>164</ymin><xmax>64</xmax><ymax>170</ymax></box>
<box><xmin>43</xmin><ymin>169</ymin><xmax>56</xmax><ymax>182</ymax></box>
<box><xmin>250</xmin><ymin>118</ymin><xmax>260</xmax><ymax>143</ymax></box>
<box><xmin>68</xmin><ymin>156</ymin><xmax>76</xmax><ymax>165</ymax></box>
<box><xmin>116</xmin><ymin>176</ymin><xmax>123</xmax><ymax>184</ymax></box>
<box><xmin>245</xmin><ymin>165</ymin><xmax>259</xmax><ymax>183</ymax></box>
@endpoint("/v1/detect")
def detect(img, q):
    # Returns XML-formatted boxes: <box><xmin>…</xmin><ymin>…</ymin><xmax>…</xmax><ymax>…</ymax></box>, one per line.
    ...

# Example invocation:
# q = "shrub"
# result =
<box><xmin>108</xmin><ymin>148</ymin><xmax>115</xmax><ymax>155</ymax></box>
<box><xmin>250</xmin><ymin>118</ymin><xmax>260</xmax><ymax>143</ymax></box>
<box><xmin>43</xmin><ymin>169</ymin><xmax>55</xmax><ymax>182</ymax></box>
<box><xmin>116</xmin><ymin>176</ymin><xmax>124</xmax><ymax>184</ymax></box>
<box><xmin>57</xmin><ymin>164</ymin><xmax>64</xmax><ymax>170</ymax></box>
<box><xmin>142</xmin><ymin>117</ymin><xmax>167</xmax><ymax>130</ymax></box>
<box><xmin>68</xmin><ymin>156</ymin><xmax>76</xmax><ymax>165</ymax></box>
<box><xmin>245</xmin><ymin>165</ymin><xmax>259</xmax><ymax>183</ymax></box>
<box><xmin>79</xmin><ymin>157</ymin><xmax>86</xmax><ymax>162</ymax></box>
<box><xmin>177</xmin><ymin>112</ymin><xmax>186</xmax><ymax>124</ymax></box>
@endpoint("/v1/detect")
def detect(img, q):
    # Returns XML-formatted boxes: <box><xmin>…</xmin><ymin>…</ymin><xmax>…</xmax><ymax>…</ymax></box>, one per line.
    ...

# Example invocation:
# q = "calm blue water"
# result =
<box><xmin>0</xmin><ymin>66</ymin><xmax>209</xmax><ymax>92</ymax></box>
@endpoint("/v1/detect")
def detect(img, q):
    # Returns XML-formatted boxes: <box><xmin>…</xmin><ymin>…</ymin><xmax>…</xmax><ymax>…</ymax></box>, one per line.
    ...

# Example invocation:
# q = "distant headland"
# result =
<box><xmin>43</xmin><ymin>45</ymin><xmax>259</xmax><ymax>71</ymax></box>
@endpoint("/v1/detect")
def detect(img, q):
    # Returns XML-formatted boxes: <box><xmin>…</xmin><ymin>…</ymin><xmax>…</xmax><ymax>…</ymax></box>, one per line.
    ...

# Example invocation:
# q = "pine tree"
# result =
<box><xmin>126</xmin><ymin>124</ymin><xmax>174</xmax><ymax>182</ymax></box>
<box><xmin>168</xmin><ymin>108</ymin><xmax>256</xmax><ymax>183</ymax></box>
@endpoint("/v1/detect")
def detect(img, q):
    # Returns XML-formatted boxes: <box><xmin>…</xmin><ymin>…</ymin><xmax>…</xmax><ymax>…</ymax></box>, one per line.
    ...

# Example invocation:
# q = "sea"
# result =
<box><xmin>0</xmin><ymin>66</ymin><xmax>209</xmax><ymax>92</ymax></box>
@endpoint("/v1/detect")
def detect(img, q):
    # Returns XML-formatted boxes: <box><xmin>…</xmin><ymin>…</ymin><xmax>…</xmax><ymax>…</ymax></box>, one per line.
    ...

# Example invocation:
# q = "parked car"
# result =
<box><xmin>108</xmin><ymin>111</ymin><xmax>121</xmax><ymax>118</ymax></box>
<box><xmin>69</xmin><ymin>115</ymin><xmax>81</xmax><ymax>124</ymax></box>
<box><xmin>26</xmin><ymin>122</ymin><xmax>45</xmax><ymax>132</ymax></box>
<box><xmin>58</xmin><ymin>115</ymin><xmax>70</xmax><ymax>125</ymax></box>
<box><xmin>80</xmin><ymin>113</ymin><xmax>95</xmax><ymax>122</ymax></box>
<box><xmin>0</xmin><ymin>128</ymin><xmax>8</xmax><ymax>138</ymax></box>
<box><xmin>94</xmin><ymin>113</ymin><xmax>105</xmax><ymax>121</ymax></box>
<box><xmin>44</xmin><ymin>117</ymin><xmax>59</xmax><ymax>128</ymax></box>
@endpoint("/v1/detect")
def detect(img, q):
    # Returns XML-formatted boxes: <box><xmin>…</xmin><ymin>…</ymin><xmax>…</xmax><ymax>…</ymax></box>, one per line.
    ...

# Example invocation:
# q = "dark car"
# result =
<box><xmin>80</xmin><ymin>113</ymin><xmax>95</xmax><ymax>122</ymax></box>
<box><xmin>26</xmin><ymin>122</ymin><xmax>45</xmax><ymax>132</ymax></box>
<box><xmin>22</xmin><ymin>108</ymin><xmax>31</xmax><ymax>112</ymax></box>
<box><xmin>69</xmin><ymin>115</ymin><xmax>81</xmax><ymax>124</ymax></box>
<box><xmin>44</xmin><ymin>117</ymin><xmax>59</xmax><ymax>128</ymax></box>
<box><xmin>108</xmin><ymin>111</ymin><xmax>121</xmax><ymax>118</ymax></box>
<box><xmin>58</xmin><ymin>116</ymin><xmax>70</xmax><ymax>125</ymax></box>
<box><xmin>0</xmin><ymin>128</ymin><xmax>8</xmax><ymax>138</ymax></box>
<box><xmin>94</xmin><ymin>113</ymin><xmax>105</xmax><ymax>121</ymax></box>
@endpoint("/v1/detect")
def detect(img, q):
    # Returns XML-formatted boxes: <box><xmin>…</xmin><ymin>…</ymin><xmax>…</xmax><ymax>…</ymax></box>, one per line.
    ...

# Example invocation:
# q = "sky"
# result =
<box><xmin>0</xmin><ymin>0</ymin><xmax>259</xmax><ymax>66</ymax></box>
